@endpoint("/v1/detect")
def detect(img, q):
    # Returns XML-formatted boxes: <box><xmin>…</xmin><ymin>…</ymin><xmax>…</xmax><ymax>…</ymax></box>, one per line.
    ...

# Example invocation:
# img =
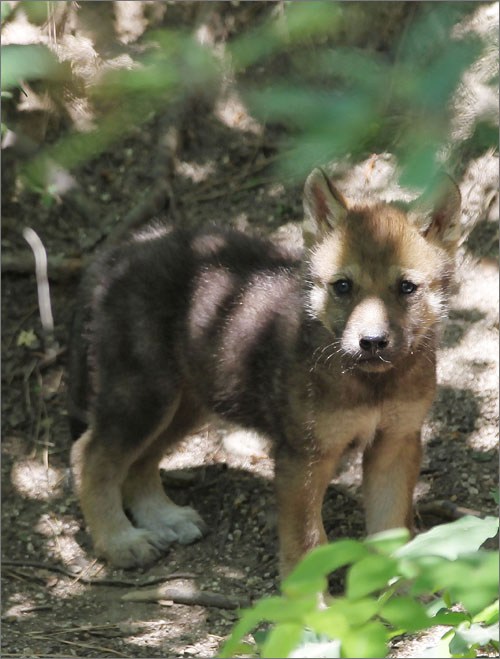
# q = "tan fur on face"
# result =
<box><xmin>307</xmin><ymin>202</ymin><xmax>453</xmax><ymax>368</ymax></box>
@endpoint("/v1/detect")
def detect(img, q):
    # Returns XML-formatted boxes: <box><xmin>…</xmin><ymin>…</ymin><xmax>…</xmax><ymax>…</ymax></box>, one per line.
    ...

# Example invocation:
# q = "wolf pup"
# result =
<box><xmin>69</xmin><ymin>168</ymin><xmax>461</xmax><ymax>576</ymax></box>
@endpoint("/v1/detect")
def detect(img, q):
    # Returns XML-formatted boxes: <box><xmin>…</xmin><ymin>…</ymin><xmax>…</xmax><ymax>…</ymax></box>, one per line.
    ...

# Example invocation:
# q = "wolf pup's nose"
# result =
<box><xmin>359</xmin><ymin>335</ymin><xmax>389</xmax><ymax>354</ymax></box>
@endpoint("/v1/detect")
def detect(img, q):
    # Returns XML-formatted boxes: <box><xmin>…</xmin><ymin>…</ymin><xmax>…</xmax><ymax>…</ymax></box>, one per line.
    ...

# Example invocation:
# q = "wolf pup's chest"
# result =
<box><xmin>309</xmin><ymin>397</ymin><xmax>381</xmax><ymax>453</ymax></box>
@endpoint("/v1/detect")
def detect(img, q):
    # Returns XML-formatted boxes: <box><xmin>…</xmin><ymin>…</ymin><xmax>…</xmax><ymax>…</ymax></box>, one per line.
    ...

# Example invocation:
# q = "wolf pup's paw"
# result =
<box><xmin>131</xmin><ymin>503</ymin><xmax>207</xmax><ymax>546</ymax></box>
<box><xmin>96</xmin><ymin>527</ymin><xmax>169</xmax><ymax>568</ymax></box>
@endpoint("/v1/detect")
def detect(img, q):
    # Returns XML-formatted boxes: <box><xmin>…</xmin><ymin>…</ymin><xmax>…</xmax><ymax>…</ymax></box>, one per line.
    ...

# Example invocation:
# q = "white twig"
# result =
<box><xmin>22</xmin><ymin>227</ymin><xmax>57</xmax><ymax>355</ymax></box>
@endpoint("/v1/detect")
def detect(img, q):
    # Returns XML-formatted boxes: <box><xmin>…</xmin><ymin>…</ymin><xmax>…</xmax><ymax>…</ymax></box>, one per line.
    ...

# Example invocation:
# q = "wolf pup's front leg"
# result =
<box><xmin>362</xmin><ymin>427</ymin><xmax>423</xmax><ymax>535</ymax></box>
<box><xmin>274</xmin><ymin>445</ymin><xmax>342</xmax><ymax>578</ymax></box>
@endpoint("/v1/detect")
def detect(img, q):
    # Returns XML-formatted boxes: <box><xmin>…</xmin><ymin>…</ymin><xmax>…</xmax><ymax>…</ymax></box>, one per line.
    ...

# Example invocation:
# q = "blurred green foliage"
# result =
<box><xmin>2</xmin><ymin>44</ymin><xmax>62</xmax><ymax>91</ymax></box>
<box><xmin>1</xmin><ymin>1</ymin><xmax>497</xmax><ymax>196</ymax></box>
<box><xmin>232</xmin><ymin>2</ymin><xmax>485</xmax><ymax>185</ymax></box>
<box><xmin>220</xmin><ymin>516</ymin><xmax>499</xmax><ymax>659</ymax></box>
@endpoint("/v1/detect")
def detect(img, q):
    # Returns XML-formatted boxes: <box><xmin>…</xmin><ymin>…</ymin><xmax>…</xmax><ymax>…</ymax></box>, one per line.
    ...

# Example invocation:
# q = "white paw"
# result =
<box><xmin>165</xmin><ymin>505</ymin><xmax>207</xmax><ymax>544</ymax></box>
<box><xmin>131</xmin><ymin>503</ymin><xmax>206</xmax><ymax>546</ymax></box>
<box><xmin>95</xmin><ymin>527</ymin><xmax>168</xmax><ymax>568</ymax></box>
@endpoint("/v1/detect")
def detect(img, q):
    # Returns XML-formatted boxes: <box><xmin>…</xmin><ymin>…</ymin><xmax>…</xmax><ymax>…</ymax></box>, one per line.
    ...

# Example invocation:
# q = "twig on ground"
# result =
<box><xmin>2</xmin><ymin>346</ymin><xmax>67</xmax><ymax>382</ymax></box>
<box><xmin>24</xmin><ymin>634</ymin><xmax>129</xmax><ymax>657</ymax></box>
<box><xmin>5</xmin><ymin>605</ymin><xmax>53</xmax><ymax>615</ymax></box>
<box><xmin>418</xmin><ymin>500</ymin><xmax>487</xmax><ymax>520</ymax></box>
<box><xmin>1</xmin><ymin>560</ymin><xmax>196</xmax><ymax>587</ymax></box>
<box><xmin>68</xmin><ymin>557</ymin><xmax>101</xmax><ymax>587</ymax></box>
<box><xmin>122</xmin><ymin>584</ymin><xmax>249</xmax><ymax>609</ymax></box>
<box><xmin>22</xmin><ymin>228</ymin><xmax>56</xmax><ymax>355</ymax></box>
<box><xmin>3</xmin><ymin>655</ymin><xmax>83</xmax><ymax>658</ymax></box>
<box><xmin>4</xmin><ymin>569</ymin><xmax>47</xmax><ymax>585</ymax></box>
<box><xmin>1</xmin><ymin>254</ymin><xmax>84</xmax><ymax>278</ymax></box>
<box><xmin>27</xmin><ymin>623</ymin><xmax>120</xmax><ymax>636</ymax></box>
<box><xmin>185</xmin><ymin>176</ymin><xmax>277</xmax><ymax>203</ymax></box>
<box><xmin>180</xmin><ymin>149</ymin><xmax>289</xmax><ymax>201</ymax></box>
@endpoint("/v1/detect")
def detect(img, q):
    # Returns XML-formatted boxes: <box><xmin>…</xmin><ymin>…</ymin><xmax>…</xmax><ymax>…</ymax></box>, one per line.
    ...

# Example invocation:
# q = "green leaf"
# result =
<box><xmin>305</xmin><ymin>608</ymin><xmax>349</xmax><ymax>639</ymax></box>
<box><xmin>473</xmin><ymin>600</ymin><xmax>499</xmax><ymax>626</ymax></box>
<box><xmin>425</xmin><ymin>598</ymin><xmax>448</xmax><ymax>616</ymax></box>
<box><xmin>341</xmin><ymin>621</ymin><xmax>388</xmax><ymax>659</ymax></box>
<box><xmin>254</xmin><ymin>595</ymin><xmax>319</xmax><ymax>623</ymax></box>
<box><xmin>328</xmin><ymin>598</ymin><xmax>380</xmax><ymax>627</ymax></box>
<box><xmin>261</xmin><ymin>622</ymin><xmax>304</xmax><ymax>659</ymax></box>
<box><xmin>252</xmin><ymin>630</ymin><xmax>269</xmax><ymax>649</ymax></box>
<box><xmin>346</xmin><ymin>554</ymin><xmax>398</xmax><ymax>600</ymax></box>
<box><xmin>365</xmin><ymin>527</ymin><xmax>410</xmax><ymax>555</ymax></box>
<box><xmin>395</xmin><ymin>516</ymin><xmax>499</xmax><ymax>560</ymax></box>
<box><xmin>433</xmin><ymin>611</ymin><xmax>471</xmax><ymax>627</ymax></box>
<box><xmin>443</xmin><ymin>590</ymin><xmax>453</xmax><ymax>609</ymax></box>
<box><xmin>1</xmin><ymin>45</ymin><xmax>61</xmax><ymax>90</ymax></box>
<box><xmin>283</xmin><ymin>2</ymin><xmax>342</xmax><ymax>43</ymax></box>
<box><xmin>381</xmin><ymin>596</ymin><xmax>433</xmax><ymax>632</ymax></box>
<box><xmin>450</xmin><ymin>553</ymin><xmax>500</xmax><ymax>616</ymax></box>
<box><xmin>449</xmin><ymin>623</ymin><xmax>499</xmax><ymax>655</ymax></box>
<box><xmin>17</xmin><ymin>329</ymin><xmax>37</xmax><ymax>348</ymax></box>
<box><xmin>289</xmin><ymin>631</ymin><xmax>341</xmax><ymax>658</ymax></box>
<box><xmin>282</xmin><ymin>540</ymin><xmax>367</xmax><ymax>597</ymax></box>
<box><xmin>219</xmin><ymin>595</ymin><xmax>318</xmax><ymax>658</ymax></box>
<box><xmin>410</xmin><ymin>552</ymin><xmax>499</xmax><ymax>615</ymax></box>
<box><xmin>1</xmin><ymin>2</ymin><xmax>12</xmax><ymax>22</ymax></box>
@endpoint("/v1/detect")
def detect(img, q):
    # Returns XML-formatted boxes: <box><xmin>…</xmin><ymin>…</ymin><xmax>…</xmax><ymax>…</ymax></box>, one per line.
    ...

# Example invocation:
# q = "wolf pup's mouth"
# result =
<box><xmin>356</xmin><ymin>355</ymin><xmax>394</xmax><ymax>372</ymax></box>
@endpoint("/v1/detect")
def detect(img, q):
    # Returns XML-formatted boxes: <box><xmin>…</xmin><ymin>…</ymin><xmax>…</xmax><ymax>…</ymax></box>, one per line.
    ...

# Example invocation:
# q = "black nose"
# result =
<box><xmin>359</xmin><ymin>335</ymin><xmax>389</xmax><ymax>353</ymax></box>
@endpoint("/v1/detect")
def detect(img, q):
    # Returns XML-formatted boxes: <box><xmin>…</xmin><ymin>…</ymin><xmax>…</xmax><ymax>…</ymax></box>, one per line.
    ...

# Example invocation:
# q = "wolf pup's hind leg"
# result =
<box><xmin>121</xmin><ymin>404</ymin><xmax>207</xmax><ymax>548</ymax></box>
<box><xmin>71</xmin><ymin>428</ymin><xmax>171</xmax><ymax>567</ymax></box>
<box><xmin>71</xmin><ymin>393</ymin><xmax>185</xmax><ymax>568</ymax></box>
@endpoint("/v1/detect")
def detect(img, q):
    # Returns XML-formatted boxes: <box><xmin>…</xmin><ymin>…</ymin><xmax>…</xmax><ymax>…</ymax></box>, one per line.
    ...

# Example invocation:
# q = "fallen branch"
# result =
<box><xmin>122</xmin><ymin>584</ymin><xmax>249</xmax><ymax>609</ymax></box>
<box><xmin>180</xmin><ymin>149</ymin><xmax>290</xmax><ymax>202</ymax></box>
<box><xmin>22</xmin><ymin>228</ymin><xmax>56</xmax><ymax>353</ymax></box>
<box><xmin>1</xmin><ymin>253</ymin><xmax>84</xmax><ymax>279</ymax></box>
<box><xmin>418</xmin><ymin>500</ymin><xmax>487</xmax><ymax>520</ymax></box>
<box><xmin>23</xmin><ymin>634</ymin><xmax>128</xmax><ymax>658</ymax></box>
<box><xmin>2</xmin><ymin>346</ymin><xmax>67</xmax><ymax>382</ymax></box>
<box><xmin>1</xmin><ymin>560</ymin><xmax>195</xmax><ymax>587</ymax></box>
<box><xmin>27</xmin><ymin>623</ymin><xmax>120</xmax><ymax>636</ymax></box>
<box><xmin>184</xmin><ymin>176</ymin><xmax>280</xmax><ymax>204</ymax></box>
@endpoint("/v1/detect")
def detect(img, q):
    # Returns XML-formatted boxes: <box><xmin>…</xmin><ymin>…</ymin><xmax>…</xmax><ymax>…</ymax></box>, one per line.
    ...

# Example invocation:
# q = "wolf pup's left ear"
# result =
<box><xmin>410</xmin><ymin>174</ymin><xmax>462</xmax><ymax>249</ymax></box>
<box><xmin>303</xmin><ymin>168</ymin><xmax>348</xmax><ymax>245</ymax></box>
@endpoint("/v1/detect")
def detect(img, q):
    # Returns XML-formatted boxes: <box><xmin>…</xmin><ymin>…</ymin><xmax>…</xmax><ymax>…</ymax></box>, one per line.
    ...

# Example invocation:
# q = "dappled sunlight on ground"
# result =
<box><xmin>10</xmin><ymin>459</ymin><xmax>65</xmax><ymax>502</ymax></box>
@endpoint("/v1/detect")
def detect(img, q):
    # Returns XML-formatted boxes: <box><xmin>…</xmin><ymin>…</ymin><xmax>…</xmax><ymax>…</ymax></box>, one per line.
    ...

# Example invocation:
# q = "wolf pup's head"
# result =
<box><xmin>303</xmin><ymin>168</ymin><xmax>461</xmax><ymax>373</ymax></box>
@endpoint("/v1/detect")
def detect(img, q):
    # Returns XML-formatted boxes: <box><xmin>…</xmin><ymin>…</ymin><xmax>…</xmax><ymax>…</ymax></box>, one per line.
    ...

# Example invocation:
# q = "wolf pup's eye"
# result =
<box><xmin>332</xmin><ymin>279</ymin><xmax>352</xmax><ymax>295</ymax></box>
<box><xmin>400</xmin><ymin>280</ymin><xmax>417</xmax><ymax>295</ymax></box>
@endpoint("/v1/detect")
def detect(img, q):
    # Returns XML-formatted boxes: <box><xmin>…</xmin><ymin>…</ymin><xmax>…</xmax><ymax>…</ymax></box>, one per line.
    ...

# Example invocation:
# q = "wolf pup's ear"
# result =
<box><xmin>410</xmin><ymin>174</ymin><xmax>462</xmax><ymax>249</ymax></box>
<box><xmin>303</xmin><ymin>168</ymin><xmax>348</xmax><ymax>245</ymax></box>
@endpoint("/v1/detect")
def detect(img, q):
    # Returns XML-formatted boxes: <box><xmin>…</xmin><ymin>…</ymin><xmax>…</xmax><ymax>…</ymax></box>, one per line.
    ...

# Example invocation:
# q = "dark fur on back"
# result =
<box><xmin>68</xmin><ymin>225</ymin><xmax>312</xmax><ymax>446</ymax></box>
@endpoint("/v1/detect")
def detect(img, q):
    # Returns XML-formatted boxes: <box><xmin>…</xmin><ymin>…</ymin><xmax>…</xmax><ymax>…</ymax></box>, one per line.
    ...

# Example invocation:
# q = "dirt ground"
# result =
<box><xmin>1</xmin><ymin>5</ymin><xmax>499</xmax><ymax>657</ymax></box>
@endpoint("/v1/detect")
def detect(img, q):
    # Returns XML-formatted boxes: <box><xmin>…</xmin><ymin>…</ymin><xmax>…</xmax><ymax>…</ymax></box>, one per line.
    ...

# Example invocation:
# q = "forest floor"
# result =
<box><xmin>2</xmin><ymin>36</ymin><xmax>499</xmax><ymax>659</ymax></box>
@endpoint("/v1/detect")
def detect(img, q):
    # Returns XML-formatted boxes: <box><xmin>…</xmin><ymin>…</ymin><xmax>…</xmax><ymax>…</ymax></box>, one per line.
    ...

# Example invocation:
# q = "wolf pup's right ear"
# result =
<box><xmin>303</xmin><ymin>168</ymin><xmax>348</xmax><ymax>246</ymax></box>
